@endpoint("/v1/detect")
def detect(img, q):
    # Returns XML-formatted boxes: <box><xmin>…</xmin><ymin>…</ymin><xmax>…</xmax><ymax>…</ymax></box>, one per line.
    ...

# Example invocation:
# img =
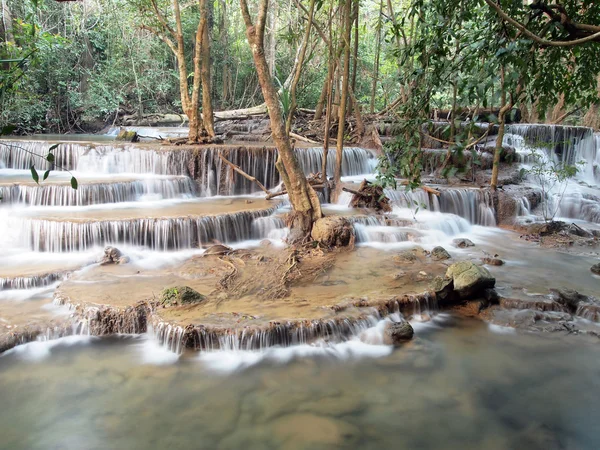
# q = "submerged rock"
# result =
<box><xmin>431</xmin><ymin>246</ymin><xmax>451</xmax><ymax>261</ymax></box>
<box><xmin>549</xmin><ymin>288</ymin><xmax>587</xmax><ymax>312</ymax></box>
<box><xmin>272</xmin><ymin>413</ymin><xmax>359</xmax><ymax>447</ymax></box>
<box><xmin>482</xmin><ymin>257</ymin><xmax>504</xmax><ymax>266</ymax></box>
<box><xmin>591</xmin><ymin>263</ymin><xmax>600</xmax><ymax>275</ymax></box>
<box><xmin>452</xmin><ymin>238</ymin><xmax>475</xmax><ymax>248</ymax></box>
<box><xmin>203</xmin><ymin>244</ymin><xmax>233</xmax><ymax>256</ymax></box>
<box><xmin>311</xmin><ymin>216</ymin><xmax>355</xmax><ymax>247</ymax></box>
<box><xmin>383</xmin><ymin>321</ymin><xmax>414</xmax><ymax>345</ymax></box>
<box><xmin>445</xmin><ymin>261</ymin><xmax>495</xmax><ymax>299</ymax></box>
<box><xmin>160</xmin><ymin>286</ymin><xmax>205</xmax><ymax>306</ymax></box>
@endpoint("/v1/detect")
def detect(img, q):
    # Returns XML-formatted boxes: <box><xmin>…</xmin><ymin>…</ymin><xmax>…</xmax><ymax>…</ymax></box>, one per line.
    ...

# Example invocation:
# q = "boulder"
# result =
<box><xmin>431</xmin><ymin>246</ymin><xmax>451</xmax><ymax>261</ymax></box>
<box><xmin>445</xmin><ymin>261</ymin><xmax>495</xmax><ymax>299</ymax></box>
<box><xmin>452</xmin><ymin>238</ymin><xmax>475</xmax><ymax>248</ymax></box>
<box><xmin>115</xmin><ymin>128</ymin><xmax>139</xmax><ymax>142</ymax></box>
<box><xmin>311</xmin><ymin>216</ymin><xmax>355</xmax><ymax>247</ymax></box>
<box><xmin>160</xmin><ymin>286</ymin><xmax>205</xmax><ymax>306</ymax></box>
<box><xmin>591</xmin><ymin>263</ymin><xmax>600</xmax><ymax>275</ymax></box>
<box><xmin>100</xmin><ymin>246</ymin><xmax>124</xmax><ymax>265</ymax></box>
<box><xmin>383</xmin><ymin>321</ymin><xmax>414</xmax><ymax>345</ymax></box>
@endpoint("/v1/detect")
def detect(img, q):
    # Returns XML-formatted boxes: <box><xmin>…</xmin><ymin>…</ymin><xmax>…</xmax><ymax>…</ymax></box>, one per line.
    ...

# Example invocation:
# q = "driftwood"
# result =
<box><xmin>218</xmin><ymin>152</ymin><xmax>272</xmax><ymax>196</ymax></box>
<box><xmin>289</xmin><ymin>132</ymin><xmax>318</xmax><ymax>144</ymax></box>
<box><xmin>344</xmin><ymin>180</ymin><xmax>392</xmax><ymax>213</ymax></box>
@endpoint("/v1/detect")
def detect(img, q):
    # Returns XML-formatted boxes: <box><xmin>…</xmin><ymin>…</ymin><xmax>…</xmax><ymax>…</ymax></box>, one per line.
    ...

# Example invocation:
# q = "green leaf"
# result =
<box><xmin>48</xmin><ymin>144</ymin><xmax>59</xmax><ymax>152</ymax></box>
<box><xmin>46</xmin><ymin>153</ymin><xmax>55</xmax><ymax>163</ymax></box>
<box><xmin>70</xmin><ymin>177</ymin><xmax>78</xmax><ymax>190</ymax></box>
<box><xmin>30</xmin><ymin>166</ymin><xmax>39</xmax><ymax>184</ymax></box>
<box><xmin>43</xmin><ymin>169</ymin><xmax>51</xmax><ymax>181</ymax></box>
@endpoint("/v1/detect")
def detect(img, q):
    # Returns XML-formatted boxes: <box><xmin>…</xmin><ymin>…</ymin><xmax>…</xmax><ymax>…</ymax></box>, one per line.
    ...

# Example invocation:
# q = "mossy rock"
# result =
<box><xmin>445</xmin><ymin>261</ymin><xmax>495</xmax><ymax>299</ymax></box>
<box><xmin>116</xmin><ymin>129</ymin><xmax>139</xmax><ymax>142</ymax></box>
<box><xmin>160</xmin><ymin>286</ymin><xmax>205</xmax><ymax>306</ymax></box>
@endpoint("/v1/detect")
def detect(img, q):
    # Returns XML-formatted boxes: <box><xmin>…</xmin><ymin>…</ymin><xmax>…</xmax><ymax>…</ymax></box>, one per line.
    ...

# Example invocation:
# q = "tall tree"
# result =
<box><xmin>140</xmin><ymin>0</ymin><xmax>215</xmax><ymax>142</ymax></box>
<box><xmin>332</xmin><ymin>0</ymin><xmax>353</xmax><ymax>202</ymax></box>
<box><xmin>240</xmin><ymin>0</ymin><xmax>322</xmax><ymax>240</ymax></box>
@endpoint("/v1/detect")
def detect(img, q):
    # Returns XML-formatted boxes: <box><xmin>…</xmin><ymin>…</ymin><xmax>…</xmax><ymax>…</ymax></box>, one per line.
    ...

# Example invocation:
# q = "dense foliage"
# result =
<box><xmin>0</xmin><ymin>0</ymin><xmax>598</xmax><ymax>136</ymax></box>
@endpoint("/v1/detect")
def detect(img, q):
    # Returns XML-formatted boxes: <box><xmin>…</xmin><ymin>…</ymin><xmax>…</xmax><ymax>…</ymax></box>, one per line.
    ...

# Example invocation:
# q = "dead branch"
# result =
<box><xmin>218</xmin><ymin>152</ymin><xmax>272</xmax><ymax>195</ymax></box>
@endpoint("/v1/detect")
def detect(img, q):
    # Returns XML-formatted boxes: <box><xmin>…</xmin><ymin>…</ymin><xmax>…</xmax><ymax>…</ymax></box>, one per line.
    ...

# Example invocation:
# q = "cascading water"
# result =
<box><xmin>386</xmin><ymin>187</ymin><xmax>496</xmax><ymax>226</ymax></box>
<box><xmin>0</xmin><ymin>176</ymin><xmax>196</xmax><ymax>206</ymax></box>
<box><xmin>504</xmin><ymin>124</ymin><xmax>600</xmax><ymax>223</ymax></box>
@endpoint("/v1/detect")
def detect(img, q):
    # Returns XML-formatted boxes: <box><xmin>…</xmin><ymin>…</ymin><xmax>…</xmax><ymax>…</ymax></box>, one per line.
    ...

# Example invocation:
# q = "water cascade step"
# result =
<box><xmin>18</xmin><ymin>205</ymin><xmax>282</xmax><ymax>252</ymax></box>
<box><xmin>386</xmin><ymin>187</ymin><xmax>496</xmax><ymax>226</ymax></box>
<box><xmin>0</xmin><ymin>176</ymin><xmax>196</xmax><ymax>206</ymax></box>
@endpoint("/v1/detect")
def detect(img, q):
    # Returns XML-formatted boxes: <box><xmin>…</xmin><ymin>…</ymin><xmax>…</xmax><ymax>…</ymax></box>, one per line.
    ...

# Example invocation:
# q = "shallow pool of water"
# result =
<box><xmin>1</xmin><ymin>315</ymin><xmax>599</xmax><ymax>450</ymax></box>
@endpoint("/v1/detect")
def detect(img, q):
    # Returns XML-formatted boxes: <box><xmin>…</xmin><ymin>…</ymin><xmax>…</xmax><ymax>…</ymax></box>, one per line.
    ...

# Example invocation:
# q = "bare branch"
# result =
<box><xmin>485</xmin><ymin>0</ymin><xmax>600</xmax><ymax>47</ymax></box>
<box><xmin>149</xmin><ymin>0</ymin><xmax>176</xmax><ymax>38</ymax></box>
<box><xmin>139</xmin><ymin>25</ymin><xmax>177</xmax><ymax>54</ymax></box>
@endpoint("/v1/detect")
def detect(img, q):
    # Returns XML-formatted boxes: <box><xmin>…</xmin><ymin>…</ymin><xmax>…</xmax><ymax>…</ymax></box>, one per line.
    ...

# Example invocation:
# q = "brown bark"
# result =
<box><xmin>332</xmin><ymin>0</ymin><xmax>353</xmax><ymax>203</ymax></box>
<box><xmin>491</xmin><ymin>68</ymin><xmax>512</xmax><ymax>191</ymax></box>
<box><xmin>240</xmin><ymin>0</ymin><xmax>322</xmax><ymax>239</ymax></box>
<box><xmin>142</xmin><ymin>0</ymin><xmax>214</xmax><ymax>143</ymax></box>
<box><xmin>370</xmin><ymin>0</ymin><xmax>383</xmax><ymax>114</ymax></box>
<box><xmin>199</xmin><ymin>0</ymin><xmax>215</xmax><ymax>137</ymax></box>
<box><xmin>350</xmin><ymin>0</ymin><xmax>359</xmax><ymax>94</ymax></box>
<box><xmin>286</xmin><ymin>0</ymin><xmax>316</xmax><ymax>135</ymax></box>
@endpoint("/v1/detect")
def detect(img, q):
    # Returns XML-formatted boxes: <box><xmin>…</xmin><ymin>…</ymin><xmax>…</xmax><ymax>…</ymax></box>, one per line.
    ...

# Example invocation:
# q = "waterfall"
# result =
<box><xmin>0</xmin><ymin>177</ymin><xmax>196</xmax><ymax>206</ymax></box>
<box><xmin>505</xmin><ymin>124</ymin><xmax>600</xmax><ymax>186</ymax></box>
<box><xmin>1</xmin><ymin>140</ymin><xmax>376</xmax><ymax>196</ymax></box>
<box><xmin>20</xmin><ymin>207</ymin><xmax>281</xmax><ymax>252</ymax></box>
<box><xmin>294</xmin><ymin>147</ymin><xmax>376</xmax><ymax>176</ymax></box>
<box><xmin>386</xmin><ymin>187</ymin><xmax>496</xmax><ymax>226</ymax></box>
<box><xmin>0</xmin><ymin>273</ymin><xmax>64</xmax><ymax>290</ymax></box>
<box><xmin>0</xmin><ymin>140</ymin><xmax>83</xmax><ymax>171</ymax></box>
<box><xmin>504</xmin><ymin>124</ymin><xmax>600</xmax><ymax>223</ymax></box>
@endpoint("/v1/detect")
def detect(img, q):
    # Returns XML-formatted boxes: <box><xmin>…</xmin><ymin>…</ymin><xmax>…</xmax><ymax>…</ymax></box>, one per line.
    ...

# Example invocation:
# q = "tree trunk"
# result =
<box><xmin>350</xmin><ymin>0</ymin><xmax>359</xmax><ymax>94</ymax></box>
<box><xmin>240</xmin><ymin>0</ymin><xmax>322</xmax><ymax>239</ymax></box>
<box><xmin>286</xmin><ymin>0</ymin><xmax>316</xmax><ymax>135</ymax></box>
<box><xmin>370</xmin><ymin>0</ymin><xmax>383</xmax><ymax>114</ymax></box>
<box><xmin>332</xmin><ymin>0</ymin><xmax>353</xmax><ymax>202</ymax></box>
<box><xmin>219</xmin><ymin>0</ymin><xmax>231</xmax><ymax>107</ymax></box>
<box><xmin>491</xmin><ymin>69</ymin><xmax>512</xmax><ymax>190</ymax></box>
<box><xmin>199</xmin><ymin>0</ymin><xmax>215</xmax><ymax>137</ymax></box>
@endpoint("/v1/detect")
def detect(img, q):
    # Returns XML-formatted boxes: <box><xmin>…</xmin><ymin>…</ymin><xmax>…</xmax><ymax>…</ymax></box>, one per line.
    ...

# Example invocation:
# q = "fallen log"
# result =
<box><xmin>289</xmin><ymin>132</ymin><xmax>319</xmax><ymax>144</ymax></box>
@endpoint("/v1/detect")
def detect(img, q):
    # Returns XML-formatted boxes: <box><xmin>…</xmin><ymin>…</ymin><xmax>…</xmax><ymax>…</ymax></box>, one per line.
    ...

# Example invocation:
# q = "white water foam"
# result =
<box><xmin>1</xmin><ymin>335</ymin><xmax>98</xmax><ymax>362</ymax></box>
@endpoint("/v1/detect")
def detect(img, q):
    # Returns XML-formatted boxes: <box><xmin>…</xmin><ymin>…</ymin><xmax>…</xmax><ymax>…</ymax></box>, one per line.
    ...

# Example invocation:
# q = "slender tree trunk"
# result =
<box><xmin>350</xmin><ymin>0</ymin><xmax>359</xmax><ymax>94</ymax></box>
<box><xmin>332</xmin><ymin>0</ymin><xmax>353</xmax><ymax>202</ymax></box>
<box><xmin>491</xmin><ymin>68</ymin><xmax>511</xmax><ymax>190</ymax></box>
<box><xmin>370</xmin><ymin>0</ymin><xmax>383</xmax><ymax>114</ymax></box>
<box><xmin>268</xmin><ymin>0</ymin><xmax>277</xmax><ymax>76</ymax></box>
<box><xmin>1</xmin><ymin>0</ymin><xmax>13</xmax><ymax>44</ymax></box>
<box><xmin>219</xmin><ymin>0</ymin><xmax>230</xmax><ymax>108</ymax></box>
<box><xmin>322</xmin><ymin>5</ymin><xmax>336</xmax><ymax>182</ymax></box>
<box><xmin>240</xmin><ymin>0</ymin><xmax>322</xmax><ymax>239</ymax></box>
<box><xmin>286</xmin><ymin>0</ymin><xmax>316</xmax><ymax>135</ymax></box>
<box><xmin>199</xmin><ymin>0</ymin><xmax>215</xmax><ymax>137</ymax></box>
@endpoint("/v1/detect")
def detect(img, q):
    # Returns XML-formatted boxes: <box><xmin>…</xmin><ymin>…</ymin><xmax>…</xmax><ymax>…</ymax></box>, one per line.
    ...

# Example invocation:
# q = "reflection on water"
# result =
<box><xmin>1</xmin><ymin>316</ymin><xmax>599</xmax><ymax>450</ymax></box>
